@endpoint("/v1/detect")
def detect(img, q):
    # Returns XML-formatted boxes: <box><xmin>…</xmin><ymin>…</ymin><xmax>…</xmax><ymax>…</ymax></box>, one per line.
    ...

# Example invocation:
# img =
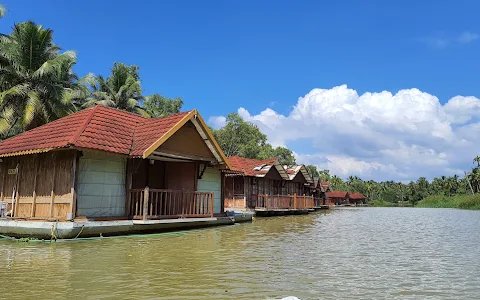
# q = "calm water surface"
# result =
<box><xmin>1</xmin><ymin>208</ymin><xmax>480</xmax><ymax>300</ymax></box>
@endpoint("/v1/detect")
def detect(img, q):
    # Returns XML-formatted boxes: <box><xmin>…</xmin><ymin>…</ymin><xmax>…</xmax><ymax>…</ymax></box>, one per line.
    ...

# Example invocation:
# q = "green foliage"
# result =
<box><xmin>212</xmin><ymin>112</ymin><xmax>269</xmax><ymax>158</ymax></box>
<box><xmin>306</xmin><ymin>165</ymin><xmax>319</xmax><ymax>178</ymax></box>
<box><xmin>143</xmin><ymin>94</ymin><xmax>183</xmax><ymax>117</ymax></box>
<box><xmin>83</xmin><ymin>62</ymin><xmax>148</xmax><ymax>116</ymax></box>
<box><xmin>0</xmin><ymin>21</ymin><xmax>87</xmax><ymax>138</ymax></box>
<box><xmin>370</xmin><ymin>199</ymin><xmax>396</xmax><ymax>207</ymax></box>
<box><xmin>212</xmin><ymin>112</ymin><xmax>296</xmax><ymax>164</ymax></box>
<box><xmin>258</xmin><ymin>145</ymin><xmax>296</xmax><ymax>165</ymax></box>
<box><xmin>417</xmin><ymin>194</ymin><xmax>480</xmax><ymax>210</ymax></box>
<box><xmin>0</xmin><ymin>4</ymin><xmax>6</xmax><ymax>18</ymax></box>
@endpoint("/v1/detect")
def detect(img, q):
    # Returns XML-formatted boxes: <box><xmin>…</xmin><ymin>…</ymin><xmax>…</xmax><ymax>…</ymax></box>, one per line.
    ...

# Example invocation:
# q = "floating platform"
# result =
<box><xmin>254</xmin><ymin>209</ymin><xmax>309</xmax><ymax>217</ymax></box>
<box><xmin>313</xmin><ymin>205</ymin><xmax>330</xmax><ymax>210</ymax></box>
<box><xmin>226</xmin><ymin>210</ymin><xmax>255</xmax><ymax>223</ymax></box>
<box><xmin>0</xmin><ymin>217</ymin><xmax>235</xmax><ymax>240</ymax></box>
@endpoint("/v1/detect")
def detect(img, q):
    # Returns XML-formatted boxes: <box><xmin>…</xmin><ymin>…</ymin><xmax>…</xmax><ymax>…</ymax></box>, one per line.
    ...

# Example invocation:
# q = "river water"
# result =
<box><xmin>1</xmin><ymin>207</ymin><xmax>480</xmax><ymax>300</ymax></box>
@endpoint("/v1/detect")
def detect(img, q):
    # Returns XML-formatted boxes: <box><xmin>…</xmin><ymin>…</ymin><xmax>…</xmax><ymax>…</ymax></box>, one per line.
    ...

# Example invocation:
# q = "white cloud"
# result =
<box><xmin>209</xmin><ymin>85</ymin><xmax>480</xmax><ymax>181</ymax></box>
<box><xmin>207</xmin><ymin>116</ymin><xmax>226</xmax><ymax>129</ymax></box>
<box><xmin>458</xmin><ymin>31</ymin><xmax>479</xmax><ymax>44</ymax></box>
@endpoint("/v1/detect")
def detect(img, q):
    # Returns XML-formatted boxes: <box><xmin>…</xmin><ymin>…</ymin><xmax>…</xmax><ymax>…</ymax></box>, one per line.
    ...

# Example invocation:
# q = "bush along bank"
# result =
<box><xmin>416</xmin><ymin>194</ymin><xmax>480</xmax><ymax>210</ymax></box>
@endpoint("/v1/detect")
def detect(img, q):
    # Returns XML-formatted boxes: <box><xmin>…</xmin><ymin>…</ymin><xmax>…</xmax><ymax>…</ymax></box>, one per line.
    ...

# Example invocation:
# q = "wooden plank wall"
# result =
<box><xmin>0</xmin><ymin>150</ymin><xmax>75</xmax><ymax>220</ymax></box>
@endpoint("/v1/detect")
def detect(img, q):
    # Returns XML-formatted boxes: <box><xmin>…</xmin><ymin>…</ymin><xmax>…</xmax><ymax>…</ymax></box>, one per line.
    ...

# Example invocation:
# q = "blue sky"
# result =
<box><xmin>2</xmin><ymin>0</ymin><xmax>480</xmax><ymax>181</ymax></box>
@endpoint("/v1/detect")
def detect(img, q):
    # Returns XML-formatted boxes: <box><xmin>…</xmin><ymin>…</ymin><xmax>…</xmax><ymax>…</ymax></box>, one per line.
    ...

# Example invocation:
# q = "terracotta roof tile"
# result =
<box><xmin>349</xmin><ymin>192</ymin><xmax>366</xmax><ymax>200</ymax></box>
<box><xmin>285</xmin><ymin>169</ymin><xmax>296</xmax><ymax>175</ymax></box>
<box><xmin>227</xmin><ymin>156</ymin><xmax>278</xmax><ymax>177</ymax></box>
<box><xmin>326</xmin><ymin>190</ymin><xmax>348</xmax><ymax>199</ymax></box>
<box><xmin>0</xmin><ymin>108</ymin><xmax>93</xmax><ymax>156</ymax></box>
<box><xmin>0</xmin><ymin>105</ymin><xmax>191</xmax><ymax>157</ymax></box>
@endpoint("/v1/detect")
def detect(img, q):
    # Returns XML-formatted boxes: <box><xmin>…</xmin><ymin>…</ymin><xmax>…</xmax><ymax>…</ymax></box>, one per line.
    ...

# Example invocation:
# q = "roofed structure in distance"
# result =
<box><xmin>284</xmin><ymin>165</ymin><xmax>314</xmax><ymax>184</ymax></box>
<box><xmin>326</xmin><ymin>190</ymin><xmax>348</xmax><ymax>198</ymax></box>
<box><xmin>349</xmin><ymin>192</ymin><xmax>367</xmax><ymax>200</ymax></box>
<box><xmin>227</xmin><ymin>156</ymin><xmax>289</xmax><ymax>180</ymax></box>
<box><xmin>317</xmin><ymin>181</ymin><xmax>333</xmax><ymax>192</ymax></box>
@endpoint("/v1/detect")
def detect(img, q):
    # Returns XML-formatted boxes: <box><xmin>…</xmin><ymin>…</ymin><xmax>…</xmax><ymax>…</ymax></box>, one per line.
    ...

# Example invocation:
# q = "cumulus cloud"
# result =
<box><xmin>208</xmin><ymin>116</ymin><xmax>227</xmax><ymax>129</ymax></box>
<box><xmin>209</xmin><ymin>85</ymin><xmax>480</xmax><ymax>181</ymax></box>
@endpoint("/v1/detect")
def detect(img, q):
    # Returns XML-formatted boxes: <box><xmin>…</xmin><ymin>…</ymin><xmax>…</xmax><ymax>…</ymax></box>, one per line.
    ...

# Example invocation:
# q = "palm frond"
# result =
<box><xmin>0</xmin><ymin>5</ymin><xmax>6</xmax><ymax>18</ymax></box>
<box><xmin>32</xmin><ymin>50</ymin><xmax>76</xmax><ymax>79</ymax></box>
<box><xmin>0</xmin><ymin>107</ymin><xmax>16</xmax><ymax>135</ymax></box>
<box><xmin>22</xmin><ymin>91</ymin><xmax>41</xmax><ymax>127</ymax></box>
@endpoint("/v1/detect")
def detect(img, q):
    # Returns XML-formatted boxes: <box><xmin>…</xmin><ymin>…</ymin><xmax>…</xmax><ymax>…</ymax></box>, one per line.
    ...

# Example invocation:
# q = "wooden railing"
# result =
<box><xmin>314</xmin><ymin>197</ymin><xmax>324</xmax><ymax>207</ymax></box>
<box><xmin>129</xmin><ymin>188</ymin><xmax>214</xmax><ymax>220</ymax></box>
<box><xmin>254</xmin><ymin>194</ymin><xmax>314</xmax><ymax>210</ymax></box>
<box><xmin>296</xmin><ymin>195</ymin><xmax>314</xmax><ymax>209</ymax></box>
<box><xmin>225</xmin><ymin>195</ymin><xmax>247</xmax><ymax>209</ymax></box>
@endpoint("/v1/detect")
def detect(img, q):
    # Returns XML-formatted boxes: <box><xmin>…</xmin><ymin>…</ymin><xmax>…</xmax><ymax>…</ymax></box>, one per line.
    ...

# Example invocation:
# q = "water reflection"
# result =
<box><xmin>1</xmin><ymin>208</ymin><xmax>480</xmax><ymax>300</ymax></box>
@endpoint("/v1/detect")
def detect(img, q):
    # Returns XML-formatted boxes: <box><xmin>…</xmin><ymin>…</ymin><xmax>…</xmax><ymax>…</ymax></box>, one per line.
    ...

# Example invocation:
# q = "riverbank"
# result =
<box><xmin>416</xmin><ymin>194</ymin><xmax>480</xmax><ymax>210</ymax></box>
<box><xmin>370</xmin><ymin>199</ymin><xmax>398</xmax><ymax>207</ymax></box>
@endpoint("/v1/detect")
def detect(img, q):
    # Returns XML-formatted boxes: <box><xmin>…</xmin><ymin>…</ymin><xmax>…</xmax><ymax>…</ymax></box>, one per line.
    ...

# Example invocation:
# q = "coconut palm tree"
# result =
<box><xmin>0</xmin><ymin>5</ymin><xmax>6</xmax><ymax>18</ymax></box>
<box><xmin>0</xmin><ymin>21</ymin><xmax>88</xmax><ymax>138</ymax></box>
<box><xmin>83</xmin><ymin>62</ymin><xmax>149</xmax><ymax>116</ymax></box>
<box><xmin>473</xmin><ymin>156</ymin><xmax>480</xmax><ymax>167</ymax></box>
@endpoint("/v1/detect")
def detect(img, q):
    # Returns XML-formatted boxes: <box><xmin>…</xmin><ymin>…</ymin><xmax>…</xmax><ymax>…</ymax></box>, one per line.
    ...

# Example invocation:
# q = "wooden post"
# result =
<box><xmin>31</xmin><ymin>155</ymin><xmax>39</xmax><ymax>217</ymax></box>
<box><xmin>50</xmin><ymin>154</ymin><xmax>57</xmax><ymax>218</ymax></box>
<box><xmin>0</xmin><ymin>160</ymin><xmax>6</xmax><ymax>202</ymax></box>
<box><xmin>69</xmin><ymin>151</ymin><xmax>78</xmax><ymax>220</ymax></box>
<box><xmin>143</xmin><ymin>186</ymin><xmax>149</xmax><ymax>220</ymax></box>
<box><xmin>265</xmin><ymin>194</ymin><xmax>269</xmax><ymax>210</ymax></box>
<box><xmin>293</xmin><ymin>193</ymin><xmax>297</xmax><ymax>209</ymax></box>
<box><xmin>13</xmin><ymin>162</ymin><xmax>21</xmax><ymax>217</ymax></box>
<box><xmin>181</xmin><ymin>189</ymin><xmax>185</xmax><ymax>217</ymax></box>
<box><xmin>210</xmin><ymin>192</ymin><xmax>214</xmax><ymax>217</ymax></box>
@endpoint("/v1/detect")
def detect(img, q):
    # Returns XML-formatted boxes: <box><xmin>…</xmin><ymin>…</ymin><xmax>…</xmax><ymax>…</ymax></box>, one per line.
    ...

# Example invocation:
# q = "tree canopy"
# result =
<box><xmin>83</xmin><ymin>62</ymin><xmax>148</xmax><ymax>116</ymax></box>
<box><xmin>143</xmin><ymin>94</ymin><xmax>183</xmax><ymax>117</ymax></box>
<box><xmin>0</xmin><ymin>21</ymin><xmax>87</xmax><ymax>138</ymax></box>
<box><xmin>211</xmin><ymin>112</ymin><xmax>296</xmax><ymax>165</ymax></box>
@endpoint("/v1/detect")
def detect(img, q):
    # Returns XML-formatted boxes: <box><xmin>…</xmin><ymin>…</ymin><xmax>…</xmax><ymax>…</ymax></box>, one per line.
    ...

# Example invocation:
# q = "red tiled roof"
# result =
<box><xmin>285</xmin><ymin>169</ymin><xmax>296</xmax><ymax>175</ymax></box>
<box><xmin>326</xmin><ymin>190</ymin><xmax>348</xmax><ymax>199</ymax></box>
<box><xmin>0</xmin><ymin>105</ymin><xmax>190</xmax><ymax>157</ymax></box>
<box><xmin>130</xmin><ymin>111</ymin><xmax>190</xmax><ymax>157</ymax></box>
<box><xmin>349</xmin><ymin>192</ymin><xmax>366</xmax><ymax>200</ymax></box>
<box><xmin>227</xmin><ymin>156</ymin><xmax>278</xmax><ymax>176</ymax></box>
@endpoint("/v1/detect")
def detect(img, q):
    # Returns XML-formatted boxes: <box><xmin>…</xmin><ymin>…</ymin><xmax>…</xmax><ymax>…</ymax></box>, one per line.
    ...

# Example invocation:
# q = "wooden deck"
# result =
<box><xmin>128</xmin><ymin>188</ymin><xmax>215</xmax><ymax>220</ymax></box>
<box><xmin>253</xmin><ymin>194</ymin><xmax>314</xmax><ymax>217</ymax></box>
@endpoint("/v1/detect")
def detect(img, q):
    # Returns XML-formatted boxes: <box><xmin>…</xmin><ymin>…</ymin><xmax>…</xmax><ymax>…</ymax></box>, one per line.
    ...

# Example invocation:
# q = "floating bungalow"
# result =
<box><xmin>0</xmin><ymin>105</ymin><xmax>241</xmax><ymax>239</ymax></box>
<box><xmin>325</xmin><ymin>190</ymin><xmax>349</xmax><ymax>206</ymax></box>
<box><xmin>348</xmin><ymin>192</ymin><xmax>367</xmax><ymax>206</ymax></box>
<box><xmin>223</xmin><ymin>157</ymin><xmax>314</xmax><ymax>216</ymax></box>
<box><xmin>309</xmin><ymin>179</ymin><xmax>333</xmax><ymax>208</ymax></box>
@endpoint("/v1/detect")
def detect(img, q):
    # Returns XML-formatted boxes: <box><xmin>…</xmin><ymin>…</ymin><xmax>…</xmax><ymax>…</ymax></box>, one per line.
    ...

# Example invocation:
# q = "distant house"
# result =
<box><xmin>223</xmin><ymin>157</ymin><xmax>314</xmax><ymax>213</ymax></box>
<box><xmin>283</xmin><ymin>165</ymin><xmax>314</xmax><ymax>195</ymax></box>
<box><xmin>348</xmin><ymin>192</ymin><xmax>367</xmax><ymax>205</ymax></box>
<box><xmin>311</xmin><ymin>179</ymin><xmax>334</xmax><ymax>206</ymax></box>
<box><xmin>325</xmin><ymin>190</ymin><xmax>349</xmax><ymax>206</ymax></box>
<box><xmin>0</xmin><ymin>105</ymin><xmax>233</xmax><ymax>238</ymax></box>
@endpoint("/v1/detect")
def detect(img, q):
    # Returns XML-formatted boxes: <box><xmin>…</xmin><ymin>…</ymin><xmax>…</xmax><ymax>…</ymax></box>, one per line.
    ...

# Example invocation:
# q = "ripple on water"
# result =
<box><xmin>1</xmin><ymin>208</ymin><xmax>480</xmax><ymax>300</ymax></box>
